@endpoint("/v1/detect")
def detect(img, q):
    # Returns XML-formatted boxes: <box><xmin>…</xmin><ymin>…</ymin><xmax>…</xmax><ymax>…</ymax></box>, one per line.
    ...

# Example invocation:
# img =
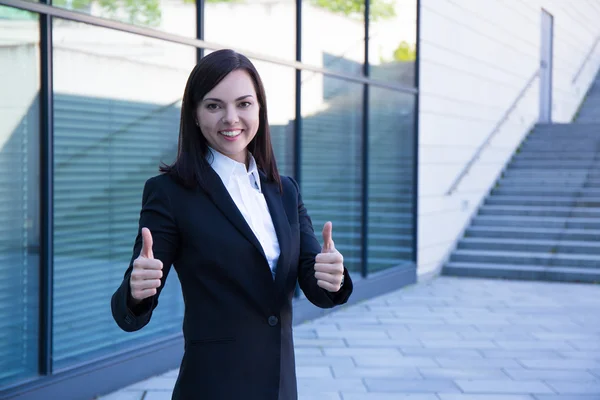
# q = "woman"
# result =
<box><xmin>111</xmin><ymin>49</ymin><xmax>353</xmax><ymax>400</ymax></box>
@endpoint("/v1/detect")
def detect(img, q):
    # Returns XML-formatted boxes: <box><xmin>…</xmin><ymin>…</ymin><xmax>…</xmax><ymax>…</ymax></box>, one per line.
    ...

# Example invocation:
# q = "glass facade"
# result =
<box><xmin>0</xmin><ymin>0</ymin><xmax>418</xmax><ymax>396</ymax></box>
<box><xmin>0</xmin><ymin>5</ymin><xmax>41</xmax><ymax>387</ymax></box>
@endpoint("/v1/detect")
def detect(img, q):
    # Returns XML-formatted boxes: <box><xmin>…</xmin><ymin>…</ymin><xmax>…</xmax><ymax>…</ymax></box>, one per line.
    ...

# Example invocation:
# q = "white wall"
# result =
<box><xmin>417</xmin><ymin>0</ymin><xmax>600</xmax><ymax>279</ymax></box>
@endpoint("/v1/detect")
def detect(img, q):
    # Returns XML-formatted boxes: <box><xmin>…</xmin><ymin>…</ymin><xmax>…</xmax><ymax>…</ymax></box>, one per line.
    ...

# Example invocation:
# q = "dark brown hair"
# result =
<box><xmin>160</xmin><ymin>49</ymin><xmax>281</xmax><ymax>192</ymax></box>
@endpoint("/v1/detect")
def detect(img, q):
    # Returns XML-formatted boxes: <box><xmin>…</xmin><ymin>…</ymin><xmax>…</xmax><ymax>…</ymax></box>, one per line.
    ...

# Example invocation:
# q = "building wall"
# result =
<box><xmin>0</xmin><ymin>1</ymin><xmax>418</xmax><ymax>396</ymax></box>
<box><xmin>417</xmin><ymin>0</ymin><xmax>600</xmax><ymax>278</ymax></box>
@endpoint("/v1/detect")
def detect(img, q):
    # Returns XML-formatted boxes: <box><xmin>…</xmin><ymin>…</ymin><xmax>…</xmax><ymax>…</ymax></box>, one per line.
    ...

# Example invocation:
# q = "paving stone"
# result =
<box><xmin>455</xmin><ymin>379</ymin><xmax>554</xmax><ymax>394</ymax></box>
<box><xmin>296</xmin><ymin>378</ymin><xmax>366</xmax><ymax>393</ymax></box>
<box><xmin>480</xmin><ymin>350</ymin><xmax>562</xmax><ymax>359</ymax></box>
<box><xmin>518</xmin><ymin>360</ymin><xmax>600</xmax><ymax>370</ymax></box>
<box><xmin>142</xmin><ymin>392</ymin><xmax>173</xmax><ymax>400</ymax></box>
<box><xmin>545</xmin><ymin>382</ymin><xmax>600</xmax><ymax>395</ymax></box>
<box><xmin>97</xmin><ymin>391</ymin><xmax>144</xmax><ymax>400</ymax></box>
<box><xmin>438</xmin><ymin>395</ymin><xmax>535</xmax><ymax>400</ymax></box>
<box><xmin>296</xmin><ymin>366</ymin><xmax>333</xmax><ymax>378</ymax></box>
<box><xmin>418</xmin><ymin>367</ymin><xmax>509</xmax><ymax>379</ymax></box>
<box><xmin>503</xmin><ymin>369</ymin><xmax>599</xmax><ymax>381</ymax></box>
<box><xmin>534</xmin><ymin>396</ymin><xmax>600</xmax><ymax>400</ymax></box>
<box><xmin>342</xmin><ymin>394</ymin><xmax>439</xmax><ymax>400</ymax></box>
<box><xmin>346</xmin><ymin>338</ymin><xmax>422</xmax><ymax>347</ymax></box>
<box><xmin>323</xmin><ymin>347</ymin><xmax>401</xmax><ymax>357</ymax></box>
<box><xmin>400</xmin><ymin>348</ymin><xmax>483</xmax><ymax>358</ymax></box>
<box><xmin>353</xmin><ymin>356</ymin><xmax>439</xmax><ymax>368</ymax></box>
<box><xmin>124</xmin><ymin>377</ymin><xmax>176</xmax><ymax>391</ymax></box>
<box><xmin>331</xmin><ymin>366</ymin><xmax>421</xmax><ymax>379</ymax></box>
<box><xmin>364</xmin><ymin>378</ymin><xmax>461</xmax><ymax>393</ymax></box>
<box><xmin>298</xmin><ymin>392</ymin><xmax>341</xmax><ymax>400</ymax></box>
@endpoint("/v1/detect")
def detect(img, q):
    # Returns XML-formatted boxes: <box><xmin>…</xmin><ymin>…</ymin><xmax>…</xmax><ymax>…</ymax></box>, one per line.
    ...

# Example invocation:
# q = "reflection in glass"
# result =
<box><xmin>250</xmin><ymin>60</ymin><xmax>295</xmax><ymax>176</ymax></box>
<box><xmin>205</xmin><ymin>1</ymin><xmax>295</xmax><ymax>61</ymax></box>
<box><xmin>302</xmin><ymin>1</ymin><xmax>364</xmax><ymax>75</ymax></box>
<box><xmin>52</xmin><ymin>0</ymin><xmax>196</xmax><ymax>36</ymax></box>
<box><xmin>368</xmin><ymin>87</ymin><xmax>415</xmax><ymax>272</ymax></box>
<box><xmin>0</xmin><ymin>6</ymin><xmax>40</xmax><ymax>387</ymax></box>
<box><xmin>52</xmin><ymin>19</ymin><xmax>193</xmax><ymax>369</ymax></box>
<box><xmin>300</xmin><ymin>72</ymin><xmax>363</xmax><ymax>273</ymax></box>
<box><xmin>369</xmin><ymin>0</ymin><xmax>417</xmax><ymax>87</ymax></box>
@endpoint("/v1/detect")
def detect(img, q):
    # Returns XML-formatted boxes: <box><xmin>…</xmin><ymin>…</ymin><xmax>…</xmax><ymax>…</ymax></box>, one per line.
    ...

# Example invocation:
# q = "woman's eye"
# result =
<box><xmin>206</xmin><ymin>103</ymin><xmax>219</xmax><ymax>110</ymax></box>
<box><xmin>239</xmin><ymin>101</ymin><xmax>251</xmax><ymax>108</ymax></box>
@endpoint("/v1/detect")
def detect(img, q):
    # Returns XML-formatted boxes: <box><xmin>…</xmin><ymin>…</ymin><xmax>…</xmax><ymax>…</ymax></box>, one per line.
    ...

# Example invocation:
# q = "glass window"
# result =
<box><xmin>52</xmin><ymin>0</ymin><xmax>196</xmax><ymax>36</ymax></box>
<box><xmin>52</xmin><ymin>19</ymin><xmax>193</xmax><ymax>369</ymax></box>
<box><xmin>0</xmin><ymin>6</ymin><xmax>40</xmax><ymax>387</ymax></box>
<box><xmin>302</xmin><ymin>1</ymin><xmax>365</xmax><ymax>76</ymax></box>
<box><xmin>368</xmin><ymin>87</ymin><xmax>415</xmax><ymax>273</ymax></box>
<box><xmin>300</xmin><ymin>72</ymin><xmax>363</xmax><ymax>274</ymax></box>
<box><xmin>369</xmin><ymin>0</ymin><xmax>417</xmax><ymax>86</ymax></box>
<box><xmin>250</xmin><ymin>59</ymin><xmax>296</xmax><ymax>176</ymax></box>
<box><xmin>204</xmin><ymin>0</ymin><xmax>296</xmax><ymax>61</ymax></box>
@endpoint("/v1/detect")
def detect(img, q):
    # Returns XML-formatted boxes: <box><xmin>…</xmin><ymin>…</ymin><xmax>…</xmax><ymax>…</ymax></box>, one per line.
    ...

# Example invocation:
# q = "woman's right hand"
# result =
<box><xmin>130</xmin><ymin>227</ymin><xmax>164</xmax><ymax>303</ymax></box>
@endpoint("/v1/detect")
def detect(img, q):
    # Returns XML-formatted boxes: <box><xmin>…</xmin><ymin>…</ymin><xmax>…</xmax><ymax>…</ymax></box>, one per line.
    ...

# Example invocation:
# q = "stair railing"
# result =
<box><xmin>445</xmin><ymin>68</ymin><xmax>540</xmax><ymax>196</ymax></box>
<box><xmin>571</xmin><ymin>34</ymin><xmax>600</xmax><ymax>84</ymax></box>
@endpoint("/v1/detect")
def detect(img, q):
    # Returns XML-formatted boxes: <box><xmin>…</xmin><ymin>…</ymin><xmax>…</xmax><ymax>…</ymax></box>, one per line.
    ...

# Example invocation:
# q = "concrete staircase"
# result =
<box><xmin>443</xmin><ymin>69</ymin><xmax>600</xmax><ymax>283</ymax></box>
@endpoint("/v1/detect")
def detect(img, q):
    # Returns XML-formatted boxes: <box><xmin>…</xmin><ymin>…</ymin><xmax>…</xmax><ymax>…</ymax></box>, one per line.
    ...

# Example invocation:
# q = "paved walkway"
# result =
<box><xmin>99</xmin><ymin>277</ymin><xmax>600</xmax><ymax>400</ymax></box>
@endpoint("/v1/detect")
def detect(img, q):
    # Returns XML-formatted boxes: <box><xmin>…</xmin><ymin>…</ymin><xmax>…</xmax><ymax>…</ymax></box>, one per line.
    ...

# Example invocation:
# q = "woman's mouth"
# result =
<box><xmin>219</xmin><ymin>129</ymin><xmax>243</xmax><ymax>141</ymax></box>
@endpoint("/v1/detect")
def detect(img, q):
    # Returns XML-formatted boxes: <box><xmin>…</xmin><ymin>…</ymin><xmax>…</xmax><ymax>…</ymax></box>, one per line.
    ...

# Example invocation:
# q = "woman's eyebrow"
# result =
<box><xmin>203</xmin><ymin>95</ymin><xmax>254</xmax><ymax>102</ymax></box>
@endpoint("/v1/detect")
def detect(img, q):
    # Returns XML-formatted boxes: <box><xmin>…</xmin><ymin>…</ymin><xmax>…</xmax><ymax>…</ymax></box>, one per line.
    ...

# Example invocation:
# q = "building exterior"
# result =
<box><xmin>0</xmin><ymin>0</ymin><xmax>418</xmax><ymax>399</ymax></box>
<box><xmin>417</xmin><ymin>1</ymin><xmax>600</xmax><ymax>279</ymax></box>
<box><xmin>1</xmin><ymin>0</ymin><xmax>600</xmax><ymax>399</ymax></box>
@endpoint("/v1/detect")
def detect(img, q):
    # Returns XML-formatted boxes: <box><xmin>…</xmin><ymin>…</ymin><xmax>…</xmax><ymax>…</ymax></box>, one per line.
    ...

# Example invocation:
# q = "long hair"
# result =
<box><xmin>160</xmin><ymin>49</ymin><xmax>281</xmax><ymax>193</ymax></box>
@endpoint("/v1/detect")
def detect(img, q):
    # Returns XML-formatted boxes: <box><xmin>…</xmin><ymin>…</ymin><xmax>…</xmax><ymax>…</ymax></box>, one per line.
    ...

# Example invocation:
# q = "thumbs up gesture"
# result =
<box><xmin>129</xmin><ymin>227</ymin><xmax>164</xmax><ymax>303</ymax></box>
<box><xmin>314</xmin><ymin>221</ymin><xmax>345</xmax><ymax>293</ymax></box>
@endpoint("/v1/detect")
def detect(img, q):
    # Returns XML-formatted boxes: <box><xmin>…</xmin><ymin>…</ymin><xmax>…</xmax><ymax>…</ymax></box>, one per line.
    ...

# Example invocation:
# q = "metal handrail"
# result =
<box><xmin>445</xmin><ymin>68</ymin><xmax>540</xmax><ymax>196</ymax></box>
<box><xmin>572</xmin><ymin>35</ymin><xmax>600</xmax><ymax>84</ymax></box>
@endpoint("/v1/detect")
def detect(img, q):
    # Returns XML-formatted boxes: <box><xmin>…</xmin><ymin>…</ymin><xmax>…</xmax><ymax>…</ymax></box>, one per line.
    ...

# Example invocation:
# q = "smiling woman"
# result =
<box><xmin>110</xmin><ymin>49</ymin><xmax>353</xmax><ymax>400</ymax></box>
<box><xmin>195</xmin><ymin>70</ymin><xmax>261</xmax><ymax>164</ymax></box>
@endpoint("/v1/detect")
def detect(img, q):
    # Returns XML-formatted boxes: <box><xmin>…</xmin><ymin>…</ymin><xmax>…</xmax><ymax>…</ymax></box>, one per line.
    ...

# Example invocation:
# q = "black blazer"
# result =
<box><xmin>111</xmin><ymin>168</ymin><xmax>353</xmax><ymax>400</ymax></box>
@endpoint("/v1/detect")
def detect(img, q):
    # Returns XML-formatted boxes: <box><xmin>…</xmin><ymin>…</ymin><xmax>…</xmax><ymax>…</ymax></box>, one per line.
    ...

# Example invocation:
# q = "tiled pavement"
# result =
<box><xmin>99</xmin><ymin>277</ymin><xmax>600</xmax><ymax>400</ymax></box>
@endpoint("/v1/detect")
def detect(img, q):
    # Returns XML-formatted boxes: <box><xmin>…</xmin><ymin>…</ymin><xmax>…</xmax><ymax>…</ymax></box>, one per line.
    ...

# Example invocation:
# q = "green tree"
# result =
<box><xmin>392</xmin><ymin>40</ymin><xmax>416</xmax><ymax>62</ymax></box>
<box><xmin>51</xmin><ymin>0</ymin><xmax>241</xmax><ymax>27</ymax></box>
<box><xmin>311</xmin><ymin>0</ymin><xmax>396</xmax><ymax>21</ymax></box>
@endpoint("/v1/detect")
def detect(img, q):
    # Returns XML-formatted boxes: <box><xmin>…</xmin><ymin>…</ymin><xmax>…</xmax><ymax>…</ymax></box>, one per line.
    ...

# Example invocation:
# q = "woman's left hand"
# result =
<box><xmin>314</xmin><ymin>221</ymin><xmax>345</xmax><ymax>292</ymax></box>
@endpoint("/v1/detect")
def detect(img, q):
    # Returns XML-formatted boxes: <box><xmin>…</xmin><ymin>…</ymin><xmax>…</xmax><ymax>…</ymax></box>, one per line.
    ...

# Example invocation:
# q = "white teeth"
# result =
<box><xmin>220</xmin><ymin>130</ymin><xmax>242</xmax><ymax>137</ymax></box>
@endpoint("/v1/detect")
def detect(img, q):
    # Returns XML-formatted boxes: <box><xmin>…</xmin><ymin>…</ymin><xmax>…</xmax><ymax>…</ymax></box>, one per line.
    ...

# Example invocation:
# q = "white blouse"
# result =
<box><xmin>207</xmin><ymin>147</ymin><xmax>281</xmax><ymax>279</ymax></box>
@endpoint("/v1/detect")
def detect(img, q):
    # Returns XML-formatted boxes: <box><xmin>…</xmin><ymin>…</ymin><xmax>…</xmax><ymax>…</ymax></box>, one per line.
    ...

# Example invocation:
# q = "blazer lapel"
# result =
<box><xmin>261</xmin><ymin>174</ymin><xmax>292</xmax><ymax>303</ymax></box>
<box><xmin>203</xmin><ymin>166</ymin><xmax>267</xmax><ymax>261</ymax></box>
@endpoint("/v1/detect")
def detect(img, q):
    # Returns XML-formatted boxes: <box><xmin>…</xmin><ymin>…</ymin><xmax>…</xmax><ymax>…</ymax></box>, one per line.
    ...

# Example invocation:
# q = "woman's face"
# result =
<box><xmin>196</xmin><ymin>69</ymin><xmax>260</xmax><ymax>165</ymax></box>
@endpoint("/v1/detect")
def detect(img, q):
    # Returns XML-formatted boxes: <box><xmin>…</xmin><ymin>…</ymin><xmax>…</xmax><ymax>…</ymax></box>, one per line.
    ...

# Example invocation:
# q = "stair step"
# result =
<box><xmin>485</xmin><ymin>196</ymin><xmax>600</xmax><ymax>207</ymax></box>
<box><xmin>450</xmin><ymin>249</ymin><xmax>600</xmax><ymax>267</ymax></box>
<box><xmin>503</xmin><ymin>170</ymin><xmax>600</xmax><ymax>178</ymax></box>
<box><xmin>471</xmin><ymin>215</ymin><xmax>600</xmax><ymax>229</ymax></box>
<box><xmin>498</xmin><ymin>179</ymin><xmax>600</xmax><ymax>188</ymax></box>
<box><xmin>492</xmin><ymin>187</ymin><xmax>600</xmax><ymax>196</ymax></box>
<box><xmin>457</xmin><ymin>237</ymin><xmax>600</xmax><ymax>255</ymax></box>
<box><xmin>509</xmin><ymin>161</ymin><xmax>600</xmax><ymax>169</ymax></box>
<box><xmin>513</xmin><ymin>153</ymin><xmax>599</xmax><ymax>160</ymax></box>
<box><xmin>479</xmin><ymin>205</ymin><xmax>600</xmax><ymax>218</ymax></box>
<box><xmin>442</xmin><ymin>262</ymin><xmax>600</xmax><ymax>283</ymax></box>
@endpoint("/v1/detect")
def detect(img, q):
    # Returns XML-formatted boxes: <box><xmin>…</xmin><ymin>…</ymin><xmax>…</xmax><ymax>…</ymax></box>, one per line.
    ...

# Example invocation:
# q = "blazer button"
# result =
<box><xmin>268</xmin><ymin>316</ymin><xmax>279</xmax><ymax>326</ymax></box>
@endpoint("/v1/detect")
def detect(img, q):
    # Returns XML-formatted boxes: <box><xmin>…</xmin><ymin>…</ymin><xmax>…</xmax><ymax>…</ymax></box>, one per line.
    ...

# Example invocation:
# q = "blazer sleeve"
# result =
<box><xmin>288</xmin><ymin>177</ymin><xmax>353</xmax><ymax>308</ymax></box>
<box><xmin>111</xmin><ymin>176</ymin><xmax>180</xmax><ymax>332</ymax></box>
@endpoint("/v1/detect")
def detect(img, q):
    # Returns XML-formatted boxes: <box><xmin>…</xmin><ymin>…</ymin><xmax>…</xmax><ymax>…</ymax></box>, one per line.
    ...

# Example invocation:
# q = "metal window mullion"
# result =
<box><xmin>360</xmin><ymin>0</ymin><xmax>370</xmax><ymax>278</ymax></box>
<box><xmin>412</xmin><ymin>0</ymin><xmax>421</xmax><ymax>264</ymax></box>
<box><xmin>293</xmin><ymin>0</ymin><xmax>302</xmax><ymax>298</ymax></box>
<box><xmin>196</xmin><ymin>0</ymin><xmax>204</xmax><ymax>61</ymax></box>
<box><xmin>39</xmin><ymin>7</ymin><xmax>54</xmax><ymax>377</ymax></box>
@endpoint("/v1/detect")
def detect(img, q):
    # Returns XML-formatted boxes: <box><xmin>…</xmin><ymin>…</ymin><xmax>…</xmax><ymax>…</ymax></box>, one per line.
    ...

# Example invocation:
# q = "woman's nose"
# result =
<box><xmin>222</xmin><ymin>106</ymin><xmax>239</xmax><ymax>124</ymax></box>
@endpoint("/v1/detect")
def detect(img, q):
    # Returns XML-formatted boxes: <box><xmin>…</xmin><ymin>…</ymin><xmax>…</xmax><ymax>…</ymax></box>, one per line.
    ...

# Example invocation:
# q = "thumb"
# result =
<box><xmin>322</xmin><ymin>221</ymin><xmax>334</xmax><ymax>253</ymax></box>
<box><xmin>140</xmin><ymin>227</ymin><xmax>154</xmax><ymax>259</ymax></box>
